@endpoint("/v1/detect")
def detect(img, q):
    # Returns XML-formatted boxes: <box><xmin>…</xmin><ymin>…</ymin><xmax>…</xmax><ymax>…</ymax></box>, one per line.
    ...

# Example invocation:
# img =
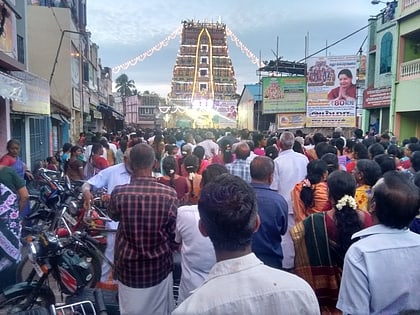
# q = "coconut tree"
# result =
<box><xmin>115</xmin><ymin>73</ymin><xmax>136</xmax><ymax>115</ymax></box>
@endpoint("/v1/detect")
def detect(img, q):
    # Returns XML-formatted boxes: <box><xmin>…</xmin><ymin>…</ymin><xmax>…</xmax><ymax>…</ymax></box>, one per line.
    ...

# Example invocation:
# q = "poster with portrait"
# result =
<box><xmin>306</xmin><ymin>55</ymin><xmax>358</xmax><ymax>128</ymax></box>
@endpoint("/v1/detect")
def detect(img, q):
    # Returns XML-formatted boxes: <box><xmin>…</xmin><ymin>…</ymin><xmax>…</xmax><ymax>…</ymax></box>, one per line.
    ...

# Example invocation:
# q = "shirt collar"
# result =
<box><xmin>205</xmin><ymin>253</ymin><xmax>262</xmax><ymax>282</ymax></box>
<box><xmin>352</xmin><ymin>224</ymin><xmax>410</xmax><ymax>240</ymax></box>
<box><xmin>251</xmin><ymin>182</ymin><xmax>271</xmax><ymax>190</ymax></box>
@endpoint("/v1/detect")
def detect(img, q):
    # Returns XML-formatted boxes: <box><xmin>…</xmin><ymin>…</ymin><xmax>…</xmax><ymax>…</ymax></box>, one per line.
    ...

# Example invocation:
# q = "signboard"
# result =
<box><xmin>72</xmin><ymin>88</ymin><xmax>81</xmax><ymax>110</ymax></box>
<box><xmin>262</xmin><ymin>76</ymin><xmax>306</xmax><ymax>114</ymax></box>
<box><xmin>363</xmin><ymin>87</ymin><xmax>391</xmax><ymax>108</ymax></box>
<box><xmin>277</xmin><ymin>113</ymin><xmax>306</xmax><ymax>129</ymax></box>
<box><xmin>306</xmin><ymin>55</ymin><xmax>358</xmax><ymax>128</ymax></box>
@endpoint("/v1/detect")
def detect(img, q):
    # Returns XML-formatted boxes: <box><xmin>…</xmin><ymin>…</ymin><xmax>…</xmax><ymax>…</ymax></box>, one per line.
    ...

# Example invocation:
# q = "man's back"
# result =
<box><xmin>173</xmin><ymin>253</ymin><xmax>319</xmax><ymax>315</ymax></box>
<box><xmin>337</xmin><ymin>225</ymin><xmax>420</xmax><ymax>314</ymax></box>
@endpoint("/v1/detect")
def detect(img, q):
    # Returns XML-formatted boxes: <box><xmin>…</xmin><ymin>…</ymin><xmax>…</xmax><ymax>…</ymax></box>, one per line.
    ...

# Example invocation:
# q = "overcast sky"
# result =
<box><xmin>86</xmin><ymin>0</ymin><xmax>384</xmax><ymax>97</ymax></box>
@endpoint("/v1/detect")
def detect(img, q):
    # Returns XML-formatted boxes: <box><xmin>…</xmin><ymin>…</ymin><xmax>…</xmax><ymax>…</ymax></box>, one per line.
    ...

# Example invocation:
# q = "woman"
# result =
<box><xmin>0</xmin><ymin>165</ymin><xmax>29</xmax><ymax>289</ymax></box>
<box><xmin>192</xmin><ymin>145</ymin><xmax>209</xmax><ymax>175</ymax></box>
<box><xmin>0</xmin><ymin>139</ymin><xmax>33</xmax><ymax>181</ymax></box>
<box><xmin>292</xmin><ymin>159</ymin><xmax>330</xmax><ymax>224</ymax></box>
<box><xmin>66</xmin><ymin>145</ymin><xmax>85</xmax><ymax>182</ymax></box>
<box><xmin>253</xmin><ymin>133</ymin><xmax>267</xmax><ymax>156</ymax></box>
<box><xmin>327</xmin><ymin>69</ymin><xmax>356</xmax><ymax>101</ymax></box>
<box><xmin>353</xmin><ymin>159</ymin><xmax>382</xmax><ymax>212</ymax></box>
<box><xmin>291</xmin><ymin>170</ymin><xmax>372</xmax><ymax>313</ymax></box>
<box><xmin>211</xmin><ymin>139</ymin><xmax>234</xmax><ymax>165</ymax></box>
<box><xmin>346</xmin><ymin>142</ymin><xmax>368</xmax><ymax>173</ymax></box>
<box><xmin>84</xmin><ymin>143</ymin><xmax>108</xmax><ymax>179</ymax></box>
<box><xmin>183</xmin><ymin>155</ymin><xmax>202</xmax><ymax>205</ymax></box>
<box><xmin>158</xmin><ymin>156</ymin><xmax>189</xmax><ymax>205</ymax></box>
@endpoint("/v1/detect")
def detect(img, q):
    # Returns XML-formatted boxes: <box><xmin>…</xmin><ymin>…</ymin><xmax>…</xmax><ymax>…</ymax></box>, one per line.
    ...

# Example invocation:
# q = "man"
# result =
<box><xmin>225</xmin><ymin>141</ymin><xmax>252</xmax><ymax>183</ymax></box>
<box><xmin>337</xmin><ymin>171</ymin><xmax>420</xmax><ymax>314</ymax></box>
<box><xmin>197</xmin><ymin>131</ymin><xmax>219</xmax><ymax>160</ymax></box>
<box><xmin>173</xmin><ymin>174</ymin><xmax>320</xmax><ymax>315</ymax></box>
<box><xmin>82</xmin><ymin>148</ymin><xmax>132</xmax><ymax>288</ymax></box>
<box><xmin>250</xmin><ymin>156</ymin><xmax>288</xmax><ymax>269</ymax></box>
<box><xmin>109</xmin><ymin>143</ymin><xmax>178</xmax><ymax>314</ymax></box>
<box><xmin>270</xmin><ymin>131</ymin><xmax>309</xmax><ymax>270</ymax></box>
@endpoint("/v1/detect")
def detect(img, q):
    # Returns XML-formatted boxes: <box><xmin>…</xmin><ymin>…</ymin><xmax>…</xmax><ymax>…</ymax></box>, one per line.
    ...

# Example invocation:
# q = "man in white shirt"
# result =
<box><xmin>173</xmin><ymin>174</ymin><xmax>319</xmax><ymax>315</ymax></box>
<box><xmin>81</xmin><ymin>148</ymin><xmax>132</xmax><ymax>287</ymax></box>
<box><xmin>337</xmin><ymin>171</ymin><xmax>420</xmax><ymax>314</ymax></box>
<box><xmin>270</xmin><ymin>131</ymin><xmax>308</xmax><ymax>269</ymax></box>
<box><xmin>197</xmin><ymin>131</ymin><xmax>219</xmax><ymax>160</ymax></box>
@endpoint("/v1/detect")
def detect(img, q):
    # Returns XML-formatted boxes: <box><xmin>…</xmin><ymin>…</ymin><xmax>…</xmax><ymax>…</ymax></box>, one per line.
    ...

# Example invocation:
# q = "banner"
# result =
<box><xmin>262</xmin><ymin>76</ymin><xmax>306</xmax><ymax>114</ymax></box>
<box><xmin>306</xmin><ymin>55</ymin><xmax>357</xmax><ymax>128</ymax></box>
<box><xmin>277</xmin><ymin>113</ymin><xmax>306</xmax><ymax>129</ymax></box>
<box><xmin>363</xmin><ymin>87</ymin><xmax>391</xmax><ymax>108</ymax></box>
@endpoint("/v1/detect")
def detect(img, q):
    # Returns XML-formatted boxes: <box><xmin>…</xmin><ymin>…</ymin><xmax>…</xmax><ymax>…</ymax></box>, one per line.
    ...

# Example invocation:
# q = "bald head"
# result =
<box><xmin>235</xmin><ymin>142</ymin><xmax>250</xmax><ymax>160</ymax></box>
<box><xmin>130</xmin><ymin>143</ymin><xmax>156</xmax><ymax>171</ymax></box>
<box><xmin>250</xmin><ymin>156</ymin><xmax>274</xmax><ymax>182</ymax></box>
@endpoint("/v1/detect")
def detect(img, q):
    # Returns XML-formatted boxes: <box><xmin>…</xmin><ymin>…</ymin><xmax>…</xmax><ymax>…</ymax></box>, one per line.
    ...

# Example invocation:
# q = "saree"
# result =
<box><xmin>291</xmin><ymin>212</ymin><xmax>342</xmax><ymax>314</ymax></box>
<box><xmin>292</xmin><ymin>182</ymin><xmax>330</xmax><ymax>224</ymax></box>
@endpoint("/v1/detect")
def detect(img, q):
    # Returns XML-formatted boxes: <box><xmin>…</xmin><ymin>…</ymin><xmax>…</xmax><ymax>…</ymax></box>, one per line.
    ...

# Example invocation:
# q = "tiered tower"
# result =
<box><xmin>168</xmin><ymin>20</ymin><xmax>237</xmax><ymax>128</ymax></box>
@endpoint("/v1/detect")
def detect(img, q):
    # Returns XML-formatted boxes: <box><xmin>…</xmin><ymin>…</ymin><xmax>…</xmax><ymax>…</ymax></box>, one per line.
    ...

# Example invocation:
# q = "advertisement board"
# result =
<box><xmin>306</xmin><ymin>55</ymin><xmax>357</xmax><ymax>128</ymax></box>
<box><xmin>262</xmin><ymin>76</ymin><xmax>306</xmax><ymax>114</ymax></box>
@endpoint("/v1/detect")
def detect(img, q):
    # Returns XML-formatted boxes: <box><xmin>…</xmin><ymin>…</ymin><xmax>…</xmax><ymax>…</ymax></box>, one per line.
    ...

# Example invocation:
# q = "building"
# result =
<box><xmin>167</xmin><ymin>19</ymin><xmax>238</xmax><ymax>128</ymax></box>
<box><xmin>394</xmin><ymin>0</ymin><xmax>420</xmax><ymax>139</ymax></box>
<box><xmin>363</xmin><ymin>1</ymin><xmax>398</xmax><ymax>135</ymax></box>
<box><xmin>0</xmin><ymin>1</ymin><xmax>51</xmax><ymax>171</ymax></box>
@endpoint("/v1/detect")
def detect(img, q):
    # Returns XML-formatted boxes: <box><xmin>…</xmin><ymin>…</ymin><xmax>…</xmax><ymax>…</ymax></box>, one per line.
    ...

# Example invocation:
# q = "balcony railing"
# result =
<box><xmin>402</xmin><ymin>0</ymin><xmax>420</xmax><ymax>11</ymax></box>
<box><xmin>400</xmin><ymin>59</ymin><xmax>420</xmax><ymax>80</ymax></box>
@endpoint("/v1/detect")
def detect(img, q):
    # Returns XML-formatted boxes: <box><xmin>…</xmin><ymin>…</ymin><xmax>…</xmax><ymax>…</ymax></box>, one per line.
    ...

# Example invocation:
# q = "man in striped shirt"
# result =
<box><xmin>109</xmin><ymin>143</ymin><xmax>179</xmax><ymax>315</ymax></box>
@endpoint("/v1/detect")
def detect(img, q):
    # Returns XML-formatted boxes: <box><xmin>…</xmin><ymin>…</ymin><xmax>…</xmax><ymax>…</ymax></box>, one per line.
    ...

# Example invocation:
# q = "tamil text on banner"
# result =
<box><xmin>262</xmin><ymin>77</ymin><xmax>306</xmax><ymax>114</ymax></box>
<box><xmin>306</xmin><ymin>55</ymin><xmax>357</xmax><ymax>128</ymax></box>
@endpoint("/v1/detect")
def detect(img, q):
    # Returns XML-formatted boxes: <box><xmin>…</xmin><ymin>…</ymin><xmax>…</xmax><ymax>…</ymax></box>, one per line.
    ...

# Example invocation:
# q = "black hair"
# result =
<box><xmin>353</xmin><ymin>143</ymin><xmax>369</xmax><ymax>159</ymax></box>
<box><xmin>356</xmin><ymin>159</ymin><xmax>382</xmax><ymax>186</ymax></box>
<box><xmin>198</xmin><ymin>174</ymin><xmax>257</xmax><ymax>251</ymax></box>
<box><xmin>219</xmin><ymin>139</ymin><xmax>233</xmax><ymax>164</ymax></box>
<box><xmin>374</xmin><ymin>154</ymin><xmax>396</xmax><ymax>174</ymax></box>
<box><xmin>411</xmin><ymin>151</ymin><xmax>420</xmax><ymax>172</ymax></box>
<box><xmin>300</xmin><ymin>160</ymin><xmax>328</xmax><ymax>208</ymax></box>
<box><xmin>327</xmin><ymin>170</ymin><xmax>362</xmax><ymax>261</ymax></box>
<box><xmin>201</xmin><ymin>164</ymin><xmax>228</xmax><ymax>187</ymax></box>
<box><xmin>162</xmin><ymin>155</ymin><xmax>177</xmax><ymax>189</ymax></box>
<box><xmin>265</xmin><ymin>146</ymin><xmax>279</xmax><ymax>160</ymax></box>
<box><xmin>315</xmin><ymin>142</ymin><xmax>337</xmax><ymax>159</ymax></box>
<box><xmin>184</xmin><ymin>154</ymin><xmax>200</xmax><ymax>199</ymax></box>
<box><xmin>374</xmin><ymin>171</ymin><xmax>420</xmax><ymax>229</ymax></box>
<box><xmin>338</xmin><ymin>68</ymin><xmax>353</xmax><ymax>79</ymax></box>
<box><xmin>386</xmin><ymin>144</ymin><xmax>402</xmax><ymax>158</ymax></box>
<box><xmin>293</xmin><ymin>140</ymin><xmax>304</xmax><ymax>154</ymax></box>
<box><xmin>321</xmin><ymin>153</ymin><xmax>339</xmax><ymax>174</ymax></box>
<box><xmin>368</xmin><ymin>143</ymin><xmax>385</xmax><ymax>159</ymax></box>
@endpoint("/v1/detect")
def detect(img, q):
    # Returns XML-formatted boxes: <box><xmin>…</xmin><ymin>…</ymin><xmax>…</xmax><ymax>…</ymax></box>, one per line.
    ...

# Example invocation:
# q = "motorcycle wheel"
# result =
<box><xmin>16</xmin><ymin>245</ymin><xmax>102</xmax><ymax>289</ymax></box>
<box><xmin>0</xmin><ymin>285</ymin><xmax>54</xmax><ymax>314</ymax></box>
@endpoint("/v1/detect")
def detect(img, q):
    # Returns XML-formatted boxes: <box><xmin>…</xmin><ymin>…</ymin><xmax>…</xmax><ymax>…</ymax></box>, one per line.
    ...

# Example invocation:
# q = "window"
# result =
<box><xmin>199</xmin><ymin>68</ymin><xmax>208</xmax><ymax>77</ymax></box>
<box><xmin>199</xmin><ymin>83</ymin><xmax>208</xmax><ymax>91</ymax></box>
<box><xmin>201</xmin><ymin>57</ymin><xmax>208</xmax><ymax>64</ymax></box>
<box><xmin>201</xmin><ymin>45</ymin><xmax>208</xmax><ymax>52</ymax></box>
<box><xmin>380</xmin><ymin>32</ymin><xmax>392</xmax><ymax>74</ymax></box>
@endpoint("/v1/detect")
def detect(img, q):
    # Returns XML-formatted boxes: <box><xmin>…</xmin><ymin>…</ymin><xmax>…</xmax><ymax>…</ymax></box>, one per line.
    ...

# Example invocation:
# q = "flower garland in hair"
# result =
<box><xmin>335</xmin><ymin>195</ymin><xmax>357</xmax><ymax>211</ymax></box>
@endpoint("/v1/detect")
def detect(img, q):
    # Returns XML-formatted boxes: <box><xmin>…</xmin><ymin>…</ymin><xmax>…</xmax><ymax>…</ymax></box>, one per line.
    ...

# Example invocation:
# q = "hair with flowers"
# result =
<box><xmin>335</xmin><ymin>194</ymin><xmax>357</xmax><ymax>211</ymax></box>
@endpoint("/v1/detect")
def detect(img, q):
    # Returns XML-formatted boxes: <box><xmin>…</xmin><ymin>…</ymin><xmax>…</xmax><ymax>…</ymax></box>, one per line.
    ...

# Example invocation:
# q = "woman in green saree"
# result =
<box><xmin>291</xmin><ymin>170</ymin><xmax>372</xmax><ymax>314</ymax></box>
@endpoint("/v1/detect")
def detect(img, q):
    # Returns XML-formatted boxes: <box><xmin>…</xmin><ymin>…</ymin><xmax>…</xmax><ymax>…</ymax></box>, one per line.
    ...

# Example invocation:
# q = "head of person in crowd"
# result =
<box><xmin>330</xmin><ymin>137</ymin><xmax>345</xmax><ymax>156</ymax></box>
<box><xmin>279</xmin><ymin>131</ymin><xmax>295</xmax><ymax>150</ymax></box>
<box><xmin>218</xmin><ymin>138</ymin><xmax>234</xmax><ymax>164</ymax></box>
<box><xmin>91</xmin><ymin>143</ymin><xmax>104</xmax><ymax>156</ymax></box>
<box><xmin>265</xmin><ymin>145</ymin><xmax>279</xmax><ymax>160</ymax></box>
<box><xmin>353</xmin><ymin>143</ymin><xmax>369</xmax><ymax>160</ymax></box>
<box><xmin>201</xmin><ymin>164</ymin><xmax>229</xmax><ymax>188</ymax></box>
<box><xmin>368</xmin><ymin>143</ymin><xmax>385</xmax><ymax>160</ymax></box>
<box><xmin>374</xmin><ymin>154</ymin><xmax>397</xmax><ymax>175</ymax></box>
<box><xmin>162</xmin><ymin>155</ymin><xmax>177</xmax><ymax>188</ymax></box>
<box><xmin>370</xmin><ymin>171</ymin><xmax>420</xmax><ymax>229</ymax></box>
<box><xmin>414</xmin><ymin>171</ymin><xmax>420</xmax><ymax>189</ymax></box>
<box><xmin>267</xmin><ymin>136</ymin><xmax>278</xmax><ymax>148</ymax></box>
<box><xmin>245</xmin><ymin>140</ymin><xmax>255</xmax><ymax>153</ymax></box>
<box><xmin>240</xmin><ymin>129</ymin><xmax>250</xmax><ymax>141</ymax></box>
<box><xmin>410</xmin><ymin>150</ymin><xmax>420</xmax><ymax>172</ymax></box>
<box><xmin>354</xmin><ymin>159</ymin><xmax>382</xmax><ymax>187</ymax></box>
<box><xmin>409</xmin><ymin>136</ymin><xmax>418</xmax><ymax>144</ymax></box>
<box><xmin>293</xmin><ymin>140</ymin><xmax>305</xmax><ymax>155</ymax></box>
<box><xmin>184</xmin><ymin>154</ymin><xmax>200</xmax><ymax>175</ymax></box>
<box><xmin>5</xmin><ymin>139</ymin><xmax>22</xmax><ymax>158</ymax></box>
<box><xmin>253</xmin><ymin>133</ymin><xmax>267</xmax><ymax>149</ymax></box>
<box><xmin>405</xmin><ymin>143</ymin><xmax>420</xmax><ymax>157</ymax></box>
<box><xmin>181</xmin><ymin>143</ymin><xmax>193</xmax><ymax>157</ymax></box>
<box><xmin>130</xmin><ymin>143</ymin><xmax>155</xmax><ymax>173</ymax></box>
<box><xmin>198</xmin><ymin>173</ymin><xmax>259</xmax><ymax>253</ymax></box>
<box><xmin>193</xmin><ymin>145</ymin><xmax>205</xmax><ymax>163</ymax></box>
<box><xmin>234</xmin><ymin>142</ymin><xmax>250</xmax><ymax>160</ymax></box>
<box><xmin>315</xmin><ymin>142</ymin><xmax>337</xmax><ymax>160</ymax></box>
<box><xmin>354</xmin><ymin>128</ymin><xmax>363</xmax><ymax>140</ymax></box>
<box><xmin>386</xmin><ymin>144</ymin><xmax>402</xmax><ymax>158</ymax></box>
<box><xmin>300</xmin><ymin>159</ymin><xmax>328</xmax><ymax>208</ymax></box>
<box><xmin>327</xmin><ymin>170</ymin><xmax>363</xmax><ymax>257</ymax></box>
<box><xmin>250</xmin><ymin>156</ymin><xmax>274</xmax><ymax>184</ymax></box>
<box><xmin>313</xmin><ymin>133</ymin><xmax>327</xmax><ymax>146</ymax></box>
<box><xmin>321</xmin><ymin>153</ymin><xmax>340</xmax><ymax>174</ymax></box>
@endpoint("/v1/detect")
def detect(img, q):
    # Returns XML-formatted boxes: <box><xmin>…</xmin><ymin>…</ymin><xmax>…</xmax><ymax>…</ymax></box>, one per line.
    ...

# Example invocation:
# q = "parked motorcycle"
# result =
<box><xmin>0</xmin><ymin>229</ymin><xmax>93</xmax><ymax>313</ymax></box>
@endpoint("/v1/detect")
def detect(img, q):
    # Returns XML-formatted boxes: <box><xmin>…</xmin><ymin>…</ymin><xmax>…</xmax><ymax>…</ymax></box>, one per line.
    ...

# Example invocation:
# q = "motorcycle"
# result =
<box><xmin>0</xmin><ymin>229</ymin><xmax>93</xmax><ymax>313</ymax></box>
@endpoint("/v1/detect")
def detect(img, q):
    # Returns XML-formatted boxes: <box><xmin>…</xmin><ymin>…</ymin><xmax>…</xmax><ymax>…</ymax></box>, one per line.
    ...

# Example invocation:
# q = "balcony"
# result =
<box><xmin>401</xmin><ymin>0</ymin><xmax>420</xmax><ymax>16</ymax></box>
<box><xmin>400</xmin><ymin>58</ymin><xmax>420</xmax><ymax>80</ymax></box>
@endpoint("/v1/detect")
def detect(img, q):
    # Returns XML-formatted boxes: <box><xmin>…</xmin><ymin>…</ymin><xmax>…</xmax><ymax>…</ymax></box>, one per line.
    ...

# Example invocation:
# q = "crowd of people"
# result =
<box><xmin>1</xmin><ymin>125</ymin><xmax>420</xmax><ymax>314</ymax></box>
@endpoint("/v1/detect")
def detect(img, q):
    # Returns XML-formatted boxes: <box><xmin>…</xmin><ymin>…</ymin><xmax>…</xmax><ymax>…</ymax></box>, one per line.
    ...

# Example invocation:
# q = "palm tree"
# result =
<box><xmin>115</xmin><ymin>74</ymin><xmax>136</xmax><ymax>115</ymax></box>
